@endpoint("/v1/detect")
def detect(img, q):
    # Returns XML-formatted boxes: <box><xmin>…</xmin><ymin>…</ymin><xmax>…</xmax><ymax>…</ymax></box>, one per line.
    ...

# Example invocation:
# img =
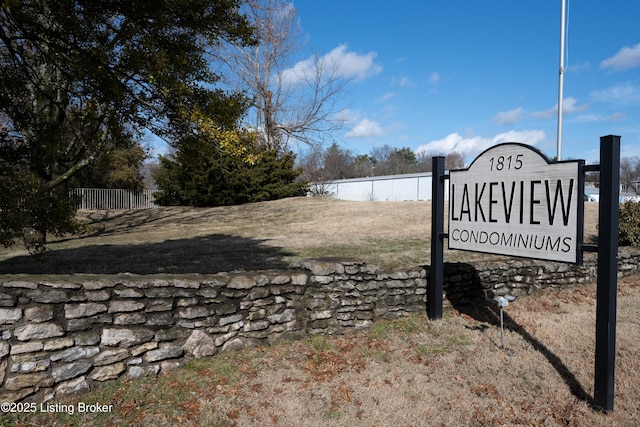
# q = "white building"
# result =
<box><xmin>316</xmin><ymin>174</ymin><xmax>637</xmax><ymax>203</ymax></box>
<box><xmin>313</xmin><ymin>172</ymin><xmax>449</xmax><ymax>202</ymax></box>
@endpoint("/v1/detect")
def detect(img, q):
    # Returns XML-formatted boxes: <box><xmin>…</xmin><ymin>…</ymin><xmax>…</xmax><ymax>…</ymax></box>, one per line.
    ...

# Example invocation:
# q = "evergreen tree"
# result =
<box><xmin>0</xmin><ymin>0</ymin><xmax>254</xmax><ymax>252</ymax></box>
<box><xmin>69</xmin><ymin>143</ymin><xmax>148</xmax><ymax>190</ymax></box>
<box><xmin>154</xmin><ymin>134</ymin><xmax>308</xmax><ymax>207</ymax></box>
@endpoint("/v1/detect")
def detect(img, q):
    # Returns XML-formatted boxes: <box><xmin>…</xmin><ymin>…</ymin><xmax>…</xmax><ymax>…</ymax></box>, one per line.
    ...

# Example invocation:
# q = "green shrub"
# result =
<box><xmin>619</xmin><ymin>201</ymin><xmax>640</xmax><ymax>246</ymax></box>
<box><xmin>154</xmin><ymin>137</ymin><xmax>308</xmax><ymax>207</ymax></box>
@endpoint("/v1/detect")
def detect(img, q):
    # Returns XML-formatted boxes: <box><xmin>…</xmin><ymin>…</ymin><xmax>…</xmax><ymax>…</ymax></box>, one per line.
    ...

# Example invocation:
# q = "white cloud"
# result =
<box><xmin>572</xmin><ymin>112</ymin><xmax>626</xmax><ymax>123</ymax></box>
<box><xmin>566</xmin><ymin>61</ymin><xmax>591</xmax><ymax>73</ymax></box>
<box><xmin>416</xmin><ymin>130</ymin><xmax>547</xmax><ymax>160</ymax></box>
<box><xmin>333</xmin><ymin>108</ymin><xmax>360</xmax><ymax>125</ymax></box>
<box><xmin>280</xmin><ymin>44</ymin><xmax>382</xmax><ymax>85</ymax></box>
<box><xmin>531</xmin><ymin>97</ymin><xmax>588</xmax><ymax>119</ymax></box>
<box><xmin>590</xmin><ymin>83</ymin><xmax>640</xmax><ymax>105</ymax></box>
<box><xmin>600</xmin><ymin>43</ymin><xmax>640</xmax><ymax>71</ymax></box>
<box><xmin>391</xmin><ymin>76</ymin><xmax>416</xmax><ymax>88</ymax></box>
<box><xmin>376</xmin><ymin>92</ymin><xmax>396</xmax><ymax>102</ymax></box>
<box><xmin>380</xmin><ymin>104</ymin><xmax>397</xmax><ymax>117</ymax></box>
<box><xmin>429</xmin><ymin>72</ymin><xmax>440</xmax><ymax>84</ymax></box>
<box><xmin>493</xmin><ymin>107</ymin><xmax>523</xmax><ymax>125</ymax></box>
<box><xmin>562</xmin><ymin>97</ymin><xmax>589</xmax><ymax>113</ymax></box>
<box><xmin>621</xmin><ymin>143</ymin><xmax>640</xmax><ymax>160</ymax></box>
<box><xmin>530</xmin><ymin>108</ymin><xmax>554</xmax><ymax>119</ymax></box>
<box><xmin>345</xmin><ymin>118</ymin><xmax>384</xmax><ymax>139</ymax></box>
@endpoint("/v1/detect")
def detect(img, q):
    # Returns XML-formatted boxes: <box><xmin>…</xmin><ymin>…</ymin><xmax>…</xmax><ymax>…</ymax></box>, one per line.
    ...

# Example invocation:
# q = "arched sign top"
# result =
<box><xmin>466</xmin><ymin>142</ymin><xmax>551</xmax><ymax>170</ymax></box>
<box><xmin>457</xmin><ymin>142</ymin><xmax>576</xmax><ymax>173</ymax></box>
<box><xmin>448</xmin><ymin>142</ymin><xmax>584</xmax><ymax>263</ymax></box>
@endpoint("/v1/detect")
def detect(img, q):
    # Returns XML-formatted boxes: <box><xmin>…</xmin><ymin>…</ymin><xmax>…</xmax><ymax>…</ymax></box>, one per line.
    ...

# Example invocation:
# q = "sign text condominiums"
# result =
<box><xmin>448</xmin><ymin>143</ymin><xmax>581</xmax><ymax>263</ymax></box>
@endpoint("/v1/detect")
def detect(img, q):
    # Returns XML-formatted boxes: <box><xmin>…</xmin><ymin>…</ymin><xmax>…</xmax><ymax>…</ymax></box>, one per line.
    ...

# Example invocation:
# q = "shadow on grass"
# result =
<box><xmin>0</xmin><ymin>234</ymin><xmax>292</xmax><ymax>275</ymax></box>
<box><xmin>442</xmin><ymin>262</ymin><xmax>593</xmax><ymax>405</ymax></box>
<box><xmin>69</xmin><ymin>207</ymin><xmax>224</xmax><ymax>241</ymax></box>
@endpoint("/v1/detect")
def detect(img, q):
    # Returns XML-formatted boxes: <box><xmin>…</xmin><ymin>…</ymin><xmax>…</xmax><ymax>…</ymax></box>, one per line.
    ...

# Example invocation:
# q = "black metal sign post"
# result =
<box><xmin>428</xmin><ymin>156</ymin><xmax>446</xmax><ymax>320</ymax></box>
<box><xmin>593</xmin><ymin>135</ymin><xmax>620</xmax><ymax>412</ymax></box>
<box><xmin>427</xmin><ymin>135</ymin><xmax>621</xmax><ymax>412</ymax></box>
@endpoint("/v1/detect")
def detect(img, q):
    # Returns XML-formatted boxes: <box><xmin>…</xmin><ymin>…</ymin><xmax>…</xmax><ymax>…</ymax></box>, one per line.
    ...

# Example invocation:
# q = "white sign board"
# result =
<box><xmin>448</xmin><ymin>143</ymin><xmax>582</xmax><ymax>263</ymax></box>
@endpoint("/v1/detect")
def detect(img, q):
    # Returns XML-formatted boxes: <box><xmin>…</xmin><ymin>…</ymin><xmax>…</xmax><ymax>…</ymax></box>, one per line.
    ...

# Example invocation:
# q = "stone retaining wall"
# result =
<box><xmin>442</xmin><ymin>247</ymin><xmax>640</xmax><ymax>304</ymax></box>
<box><xmin>1</xmin><ymin>247</ymin><xmax>639</xmax><ymax>403</ymax></box>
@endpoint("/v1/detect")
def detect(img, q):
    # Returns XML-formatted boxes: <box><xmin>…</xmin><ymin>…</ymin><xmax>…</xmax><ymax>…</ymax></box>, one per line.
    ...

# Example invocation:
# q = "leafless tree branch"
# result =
<box><xmin>217</xmin><ymin>0</ymin><xmax>348</xmax><ymax>151</ymax></box>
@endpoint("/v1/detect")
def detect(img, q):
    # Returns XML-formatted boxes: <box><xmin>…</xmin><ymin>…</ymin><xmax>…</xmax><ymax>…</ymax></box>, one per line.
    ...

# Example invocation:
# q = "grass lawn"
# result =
<box><xmin>2</xmin><ymin>276</ymin><xmax>639</xmax><ymax>426</ymax></box>
<box><xmin>2</xmin><ymin>197</ymin><xmax>628</xmax><ymax>426</ymax></box>
<box><xmin>0</xmin><ymin>197</ymin><xmax>600</xmax><ymax>275</ymax></box>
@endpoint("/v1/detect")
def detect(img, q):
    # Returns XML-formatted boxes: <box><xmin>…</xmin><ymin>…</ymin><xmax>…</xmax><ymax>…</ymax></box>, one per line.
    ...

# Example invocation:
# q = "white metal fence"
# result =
<box><xmin>70</xmin><ymin>188</ymin><xmax>157</xmax><ymax>210</ymax></box>
<box><xmin>315</xmin><ymin>172</ymin><xmax>450</xmax><ymax>201</ymax></box>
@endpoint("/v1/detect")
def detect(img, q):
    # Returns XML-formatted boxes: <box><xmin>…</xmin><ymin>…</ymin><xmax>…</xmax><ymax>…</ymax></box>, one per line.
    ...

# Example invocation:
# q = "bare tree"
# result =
<box><xmin>416</xmin><ymin>150</ymin><xmax>466</xmax><ymax>172</ymax></box>
<box><xmin>620</xmin><ymin>156</ymin><xmax>640</xmax><ymax>194</ymax></box>
<box><xmin>352</xmin><ymin>154</ymin><xmax>376</xmax><ymax>177</ymax></box>
<box><xmin>445</xmin><ymin>151</ymin><xmax>466</xmax><ymax>170</ymax></box>
<box><xmin>369</xmin><ymin>145</ymin><xmax>394</xmax><ymax>175</ymax></box>
<box><xmin>416</xmin><ymin>152</ymin><xmax>433</xmax><ymax>172</ymax></box>
<box><xmin>219</xmin><ymin>0</ymin><xmax>348</xmax><ymax>151</ymax></box>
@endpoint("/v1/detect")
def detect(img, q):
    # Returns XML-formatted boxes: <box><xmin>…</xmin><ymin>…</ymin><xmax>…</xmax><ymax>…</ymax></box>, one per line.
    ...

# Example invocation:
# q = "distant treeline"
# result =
<box><xmin>297</xmin><ymin>143</ymin><xmax>466</xmax><ymax>182</ymax></box>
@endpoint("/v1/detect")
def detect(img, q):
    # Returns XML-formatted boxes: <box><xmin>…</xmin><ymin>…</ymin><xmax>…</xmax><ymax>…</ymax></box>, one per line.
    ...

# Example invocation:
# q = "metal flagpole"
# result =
<box><xmin>557</xmin><ymin>0</ymin><xmax>567</xmax><ymax>160</ymax></box>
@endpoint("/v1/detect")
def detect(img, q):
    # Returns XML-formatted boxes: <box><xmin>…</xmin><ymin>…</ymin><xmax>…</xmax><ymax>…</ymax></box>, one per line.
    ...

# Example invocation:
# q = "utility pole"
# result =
<box><xmin>557</xmin><ymin>0</ymin><xmax>567</xmax><ymax>160</ymax></box>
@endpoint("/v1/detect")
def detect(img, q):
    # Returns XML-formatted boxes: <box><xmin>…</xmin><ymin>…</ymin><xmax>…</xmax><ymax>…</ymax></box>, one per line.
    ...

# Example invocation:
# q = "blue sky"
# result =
<box><xmin>287</xmin><ymin>0</ymin><xmax>640</xmax><ymax>164</ymax></box>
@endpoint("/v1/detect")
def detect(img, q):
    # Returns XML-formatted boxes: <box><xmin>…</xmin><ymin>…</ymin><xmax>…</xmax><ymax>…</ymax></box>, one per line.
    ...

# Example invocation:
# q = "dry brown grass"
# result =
<box><xmin>5</xmin><ymin>276</ymin><xmax>639</xmax><ymax>426</ymax></box>
<box><xmin>1</xmin><ymin>197</ymin><xmax>634</xmax><ymax>426</ymax></box>
<box><xmin>196</xmin><ymin>277</ymin><xmax>639</xmax><ymax>427</ymax></box>
<box><xmin>0</xmin><ymin>197</ymin><xmax>600</xmax><ymax>275</ymax></box>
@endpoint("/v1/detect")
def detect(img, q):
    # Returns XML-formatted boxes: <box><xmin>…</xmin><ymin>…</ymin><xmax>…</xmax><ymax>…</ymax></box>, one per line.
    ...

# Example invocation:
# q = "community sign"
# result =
<box><xmin>448</xmin><ymin>143</ymin><xmax>583</xmax><ymax>263</ymax></box>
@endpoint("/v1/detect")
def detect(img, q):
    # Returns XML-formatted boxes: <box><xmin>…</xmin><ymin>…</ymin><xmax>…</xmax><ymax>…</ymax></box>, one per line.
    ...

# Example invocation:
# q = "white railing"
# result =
<box><xmin>70</xmin><ymin>188</ymin><xmax>157</xmax><ymax>210</ymax></box>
